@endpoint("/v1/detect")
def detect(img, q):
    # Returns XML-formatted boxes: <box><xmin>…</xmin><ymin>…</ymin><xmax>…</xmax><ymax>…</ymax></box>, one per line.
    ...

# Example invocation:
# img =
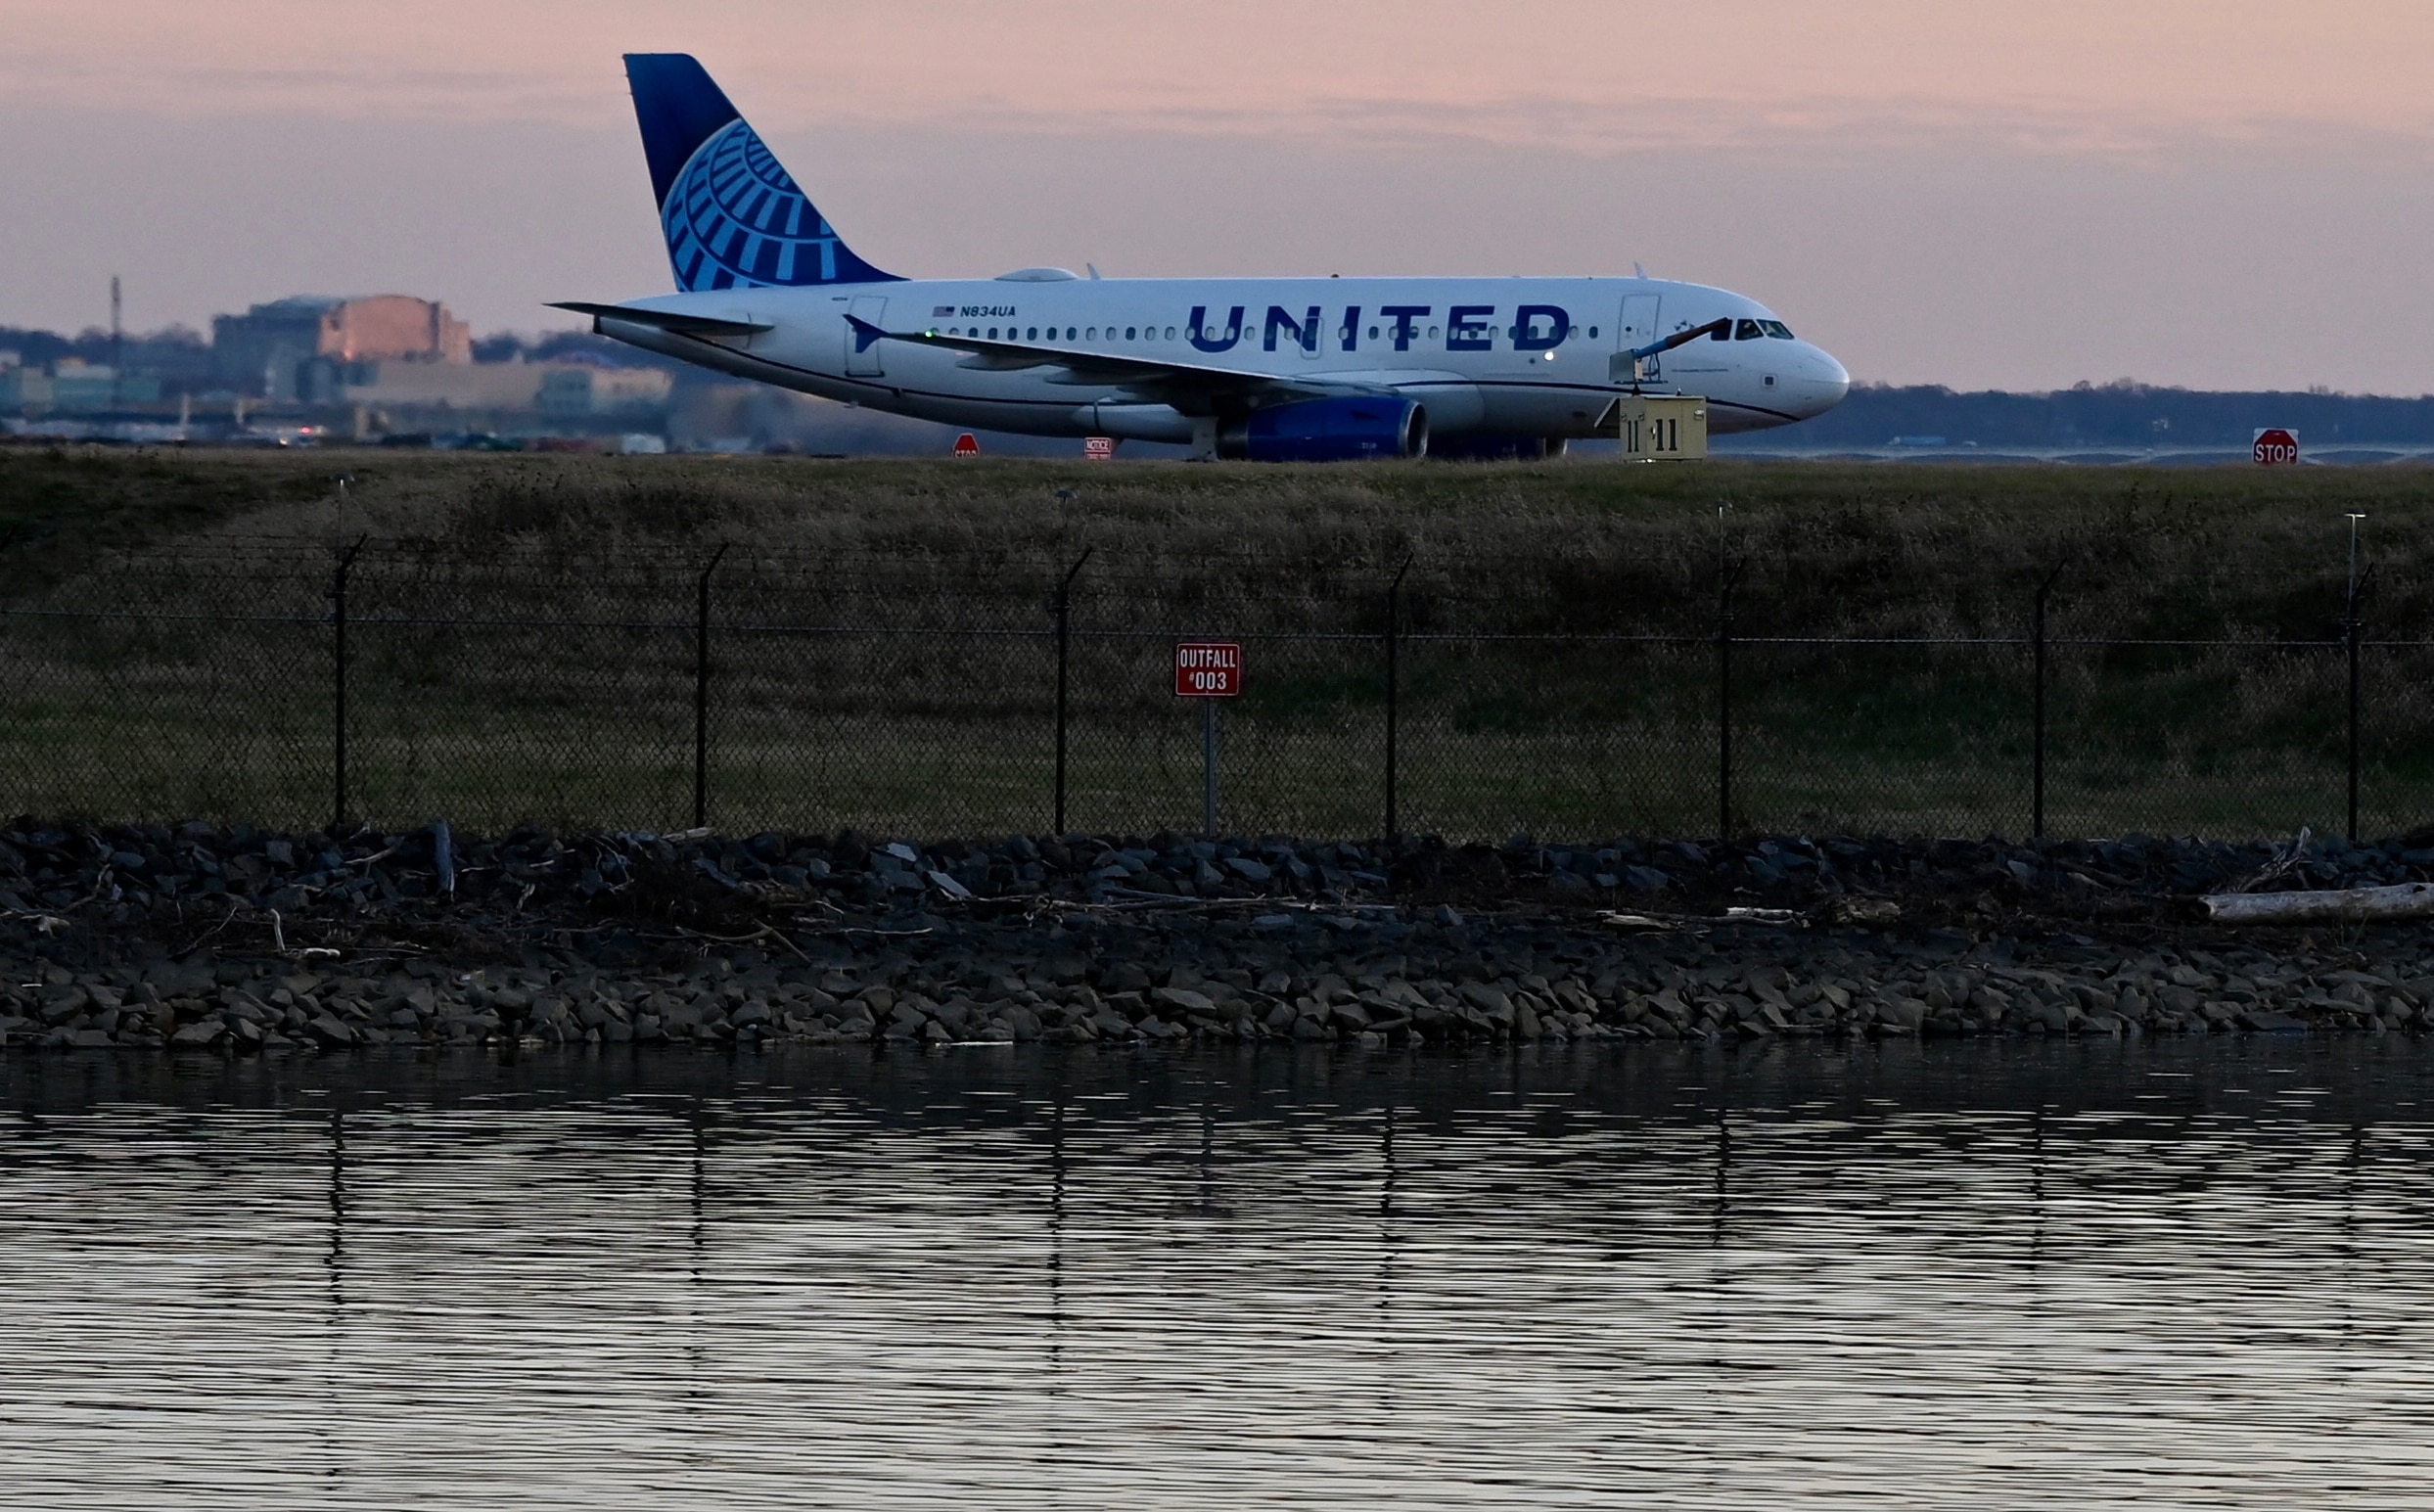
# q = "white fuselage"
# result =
<box><xmin>597</xmin><ymin>273</ymin><xmax>1850</xmax><ymax>448</ymax></box>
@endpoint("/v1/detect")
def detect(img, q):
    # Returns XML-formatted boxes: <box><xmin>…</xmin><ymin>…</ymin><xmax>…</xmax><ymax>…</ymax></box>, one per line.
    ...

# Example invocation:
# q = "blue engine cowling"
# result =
<box><xmin>1233</xmin><ymin>396</ymin><xmax>1427</xmax><ymax>462</ymax></box>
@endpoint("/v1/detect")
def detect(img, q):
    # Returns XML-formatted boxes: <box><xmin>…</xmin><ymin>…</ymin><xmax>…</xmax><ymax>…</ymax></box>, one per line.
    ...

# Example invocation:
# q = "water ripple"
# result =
<box><xmin>3</xmin><ymin>1040</ymin><xmax>2433</xmax><ymax>1509</ymax></box>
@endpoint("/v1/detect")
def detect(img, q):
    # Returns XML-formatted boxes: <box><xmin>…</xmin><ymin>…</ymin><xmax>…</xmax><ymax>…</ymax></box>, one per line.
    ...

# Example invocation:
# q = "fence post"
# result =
<box><xmin>1384</xmin><ymin>553</ymin><xmax>1412</xmax><ymax>839</ymax></box>
<box><xmin>1717</xmin><ymin>562</ymin><xmax>1739</xmax><ymax>840</ymax></box>
<box><xmin>1053</xmin><ymin>546</ymin><xmax>1092</xmax><ymax>835</ymax></box>
<box><xmin>330</xmin><ymin>535</ymin><xmax>366</xmax><ymax>833</ymax></box>
<box><xmin>2341</xmin><ymin>514</ymin><xmax>2370</xmax><ymax>842</ymax></box>
<box><xmin>694</xmin><ymin>542</ymin><xmax>730</xmax><ymax>831</ymax></box>
<box><xmin>2033</xmin><ymin>561</ymin><xmax>2064</xmax><ymax>841</ymax></box>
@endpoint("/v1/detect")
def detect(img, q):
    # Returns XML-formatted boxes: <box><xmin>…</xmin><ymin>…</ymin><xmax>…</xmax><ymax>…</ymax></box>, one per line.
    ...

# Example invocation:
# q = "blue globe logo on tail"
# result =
<box><xmin>626</xmin><ymin>52</ymin><xmax>898</xmax><ymax>293</ymax></box>
<box><xmin>665</xmin><ymin>120</ymin><xmax>850</xmax><ymax>290</ymax></box>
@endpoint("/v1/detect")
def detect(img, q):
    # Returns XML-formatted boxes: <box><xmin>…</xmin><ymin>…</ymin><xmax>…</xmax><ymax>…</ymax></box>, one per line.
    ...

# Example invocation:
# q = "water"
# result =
<box><xmin>5</xmin><ymin>1039</ymin><xmax>2434</xmax><ymax>1510</ymax></box>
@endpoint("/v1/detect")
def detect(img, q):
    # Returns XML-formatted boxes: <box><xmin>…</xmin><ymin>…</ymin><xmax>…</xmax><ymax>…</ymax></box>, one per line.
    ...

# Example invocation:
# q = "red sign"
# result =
<box><xmin>1174</xmin><ymin>641</ymin><xmax>1243</xmax><ymax>698</ymax></box>
<box><xmin>1082</xmin><ymin>435</ymin><xmax>1116</xmax><ymax>461</ymax></box>
<box><xmin>2253</xmin><ymin>428</ymin><xmax>2299</xmax><ymax>466</ymax></box>
<box><xmin>952</xmin><ymin>432</ymin><xmax>981</xmax><ymax>457</ymax></box>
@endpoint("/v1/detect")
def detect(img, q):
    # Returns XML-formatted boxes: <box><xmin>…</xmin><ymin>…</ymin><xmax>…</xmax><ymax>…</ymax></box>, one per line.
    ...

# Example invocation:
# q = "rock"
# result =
<box><xmin>170</xmin><ymin>1020</ymin><xmax>225</xmax><ymax>1047</ymax></box>
<box><xmin>2240</xmin><ymin>1008</ymin><xmax>2310</xmax><ymax>1032</ymax></box>
<box><xmin>303</xmin><ymin>1013</ymin><xmax>355</xmax><ymax>1047</ymax></box>
<box><xmin>1152</xmin><ymin>985</ymin><xmax>1217</xmax><ymax>1015</ymax></box>
<box><xmin>1223</xmin><ymin>856</ymin><xmax>1271</xmax><ymax>883</ymax></box>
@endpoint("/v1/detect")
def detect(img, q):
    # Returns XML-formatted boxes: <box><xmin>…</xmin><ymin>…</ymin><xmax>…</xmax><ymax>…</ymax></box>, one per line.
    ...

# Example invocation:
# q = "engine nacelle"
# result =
<box><xmin>1427</xmin><ymin>433</ymin><xmax>1567</xmax><ymax>462</ymax></box>
<box><xmin>1225</xmin><ymin>396</ymin><xmax>1427</xmax><ymax>462</ymax></box>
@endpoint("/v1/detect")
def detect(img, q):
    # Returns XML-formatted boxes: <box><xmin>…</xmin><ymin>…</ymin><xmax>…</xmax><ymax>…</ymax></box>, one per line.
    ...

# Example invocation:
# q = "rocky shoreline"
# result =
<box><xmin>4</xmin><ymin>821</ymin><xmax>2432</xmax><ymax>1053</ymax></box>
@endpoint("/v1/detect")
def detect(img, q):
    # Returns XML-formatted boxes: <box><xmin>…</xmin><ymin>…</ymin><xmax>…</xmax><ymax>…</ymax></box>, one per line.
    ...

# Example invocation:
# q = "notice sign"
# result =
<box><xmin>2253</xmin><ymin>428</ymin><xmax>2299</xmax><ymax>466</ymax></box>
<box><xmin>1083</xmin><ymin>435</ymin><xmax>1116</xmax><ymax>461</ymax></box>
<box><xmin>1174</xmin><ymin>641</ymin><xmax>1243</xmax><ymax>697</ymax></box>
<box><xmin>952</xmin><ymin>432</ymin><xmax>981</xmax><ymax>457</ymax></box>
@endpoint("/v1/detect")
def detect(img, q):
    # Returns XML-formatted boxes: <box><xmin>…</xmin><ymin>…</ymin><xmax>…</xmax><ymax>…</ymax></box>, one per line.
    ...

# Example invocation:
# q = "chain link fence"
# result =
<box><xmin>2</xmin><ymin>537</ymin><xmax>2425</xmax><ymax>842</ymax></box>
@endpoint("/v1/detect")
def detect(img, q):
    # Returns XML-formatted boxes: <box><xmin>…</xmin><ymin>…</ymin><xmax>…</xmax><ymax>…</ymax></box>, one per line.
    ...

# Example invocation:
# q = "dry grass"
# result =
<box><xmin>2</xmin><ymin>446</ymin><xmax>2431</xmax><ymax>840</ymax></box>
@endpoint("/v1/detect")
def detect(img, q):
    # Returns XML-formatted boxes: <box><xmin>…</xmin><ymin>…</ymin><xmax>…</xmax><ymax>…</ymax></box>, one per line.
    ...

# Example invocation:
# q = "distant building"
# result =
<box><xmin>212</xmin><ymin>295</ymin><xmax>473</xmax><ymax>400</ymax></box>
<box><xmin>538</xmin><ymin>365</ymin><xmax>676</xmax><ymax>418</ymax></box>
<box><xmin>343</xmin><ymin>357</ymin><xmax>550</xmax><ymax>411</ymax></box>
<box><xmin>0</xmin><ymin>366</ymin><xmax>49</xmax><ymax>408</ymax></box>
<box><xmin>1</xmin><ymin>358</ymin><xmax>161</xmax><ymax>413</ymax></box>
<box><xmin>343</xmin><ymin>357</ymin><xmax>672</xmax><ymax>419</ymax></box>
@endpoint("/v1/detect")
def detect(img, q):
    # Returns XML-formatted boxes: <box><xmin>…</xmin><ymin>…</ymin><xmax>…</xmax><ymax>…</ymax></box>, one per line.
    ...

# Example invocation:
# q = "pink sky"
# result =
<box><xmin>6</xmin><ymin>0</ymin><xmax>2432</xmax><ymax>390</ymax></box>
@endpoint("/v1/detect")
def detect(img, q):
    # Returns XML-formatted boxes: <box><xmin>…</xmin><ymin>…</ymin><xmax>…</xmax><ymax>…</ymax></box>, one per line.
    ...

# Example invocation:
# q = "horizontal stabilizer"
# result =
<box><xmin>550</xmin><ymin>301</ymin><xmax>772</xmax><ymax>337</ymax></box>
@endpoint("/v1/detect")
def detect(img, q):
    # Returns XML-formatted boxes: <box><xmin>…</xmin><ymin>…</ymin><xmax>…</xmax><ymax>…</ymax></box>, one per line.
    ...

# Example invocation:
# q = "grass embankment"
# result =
<box><xmin>2</xmin><ymin>445</ymin><xmax>2431</xmax><ymax>840</ymax></box>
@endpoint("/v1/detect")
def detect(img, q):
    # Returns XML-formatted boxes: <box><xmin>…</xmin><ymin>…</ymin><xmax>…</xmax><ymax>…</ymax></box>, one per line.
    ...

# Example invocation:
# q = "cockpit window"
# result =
<box><xmin>1734</xmin><ymin>319</ymin><xmax>1765</xmax><ymax>341</ymax></box>
<box><xmin>1759</xmin><ymin>320</ymin><xmax>1795</xmax><ymax>340</ymax></box>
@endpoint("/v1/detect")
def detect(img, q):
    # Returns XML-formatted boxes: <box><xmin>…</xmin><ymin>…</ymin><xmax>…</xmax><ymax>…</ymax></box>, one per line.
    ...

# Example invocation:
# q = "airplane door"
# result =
<box><xmin>1616</xmin><ymin>295</ymin><xmax>1662</xmax><ymax>383</ymax></box>
<box><xmin>845</xmin><ymin>296</ymin><xmax>888</xmax><ymax>376</ymax></box>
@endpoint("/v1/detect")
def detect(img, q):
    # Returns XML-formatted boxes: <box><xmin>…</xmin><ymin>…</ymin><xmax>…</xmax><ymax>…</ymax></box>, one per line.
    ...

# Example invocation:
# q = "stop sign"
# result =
<box><xmin>2253</xmin><ymin>428</ymin><xmax>2299</xmax><ymax>466</ymax></box>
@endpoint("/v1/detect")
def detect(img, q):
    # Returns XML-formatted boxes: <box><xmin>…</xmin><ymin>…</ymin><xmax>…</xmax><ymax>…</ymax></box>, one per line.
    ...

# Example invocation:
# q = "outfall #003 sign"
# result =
<box><xmin>1173</xmin><ymin>642</ymin><xmax>1243</xmax><ymax>697</ymax></box>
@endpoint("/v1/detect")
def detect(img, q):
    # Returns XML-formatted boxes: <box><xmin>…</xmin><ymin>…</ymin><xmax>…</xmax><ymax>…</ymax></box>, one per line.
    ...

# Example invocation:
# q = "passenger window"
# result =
<box><xmin>1735</xmin><ymin>319</ymin><xmax>1764</xmax><ymax>341</ymax></box>
<box><xmin>1125</xmin><ymin>326</ymin><xmax>1137</xmax><ymax>341</ymax></box>
<box><xmin>1761</xmin><ymin>320</ymin><xmax>1794</xmax><ymax>339</ymax></box>
<box><xmin>1368</xmin><ymin>326</ymin><xmax>1380</xmax><ymax>340</ymax></box>
<box><xmin>1588</xmin><ymin>326</ymin><xmax>1598</xmax><ymax>338</ymax></box>
<box><xmin>1428</xmin><ymin>326</ymin><xmax>1440</xmax><ymax>339</ymax></box>
<box><xmin>1067</xmin><ymin>327</ymin><xmax>1077</xmax><ymax>340</ymax></box>
<box><xmin>987</xmin><ymin>327</ymin><xmax>998</xmax><ymax>339</ymax></box>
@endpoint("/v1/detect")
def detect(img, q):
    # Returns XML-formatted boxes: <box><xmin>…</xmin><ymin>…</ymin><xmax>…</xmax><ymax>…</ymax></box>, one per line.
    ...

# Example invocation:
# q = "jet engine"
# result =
<box><xmin>1224</xmin><ymin>396</ymin><xmax>1427</xmax><ymax>462</ymax></box>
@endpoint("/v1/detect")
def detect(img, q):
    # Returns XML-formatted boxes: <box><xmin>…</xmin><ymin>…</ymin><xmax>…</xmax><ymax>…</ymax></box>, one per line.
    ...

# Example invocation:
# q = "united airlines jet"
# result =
<box><xmin>559</xmin><ymin>53</ymin><xmax>1850</xmax><ymax>460</ymax></box>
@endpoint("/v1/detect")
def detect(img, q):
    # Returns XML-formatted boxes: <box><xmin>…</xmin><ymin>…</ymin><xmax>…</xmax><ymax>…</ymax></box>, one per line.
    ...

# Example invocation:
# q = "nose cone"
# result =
<box><xmin>1791</xmin><ymin>344</ymin><xmax>1850</xmax><ymax>418</ymax></box>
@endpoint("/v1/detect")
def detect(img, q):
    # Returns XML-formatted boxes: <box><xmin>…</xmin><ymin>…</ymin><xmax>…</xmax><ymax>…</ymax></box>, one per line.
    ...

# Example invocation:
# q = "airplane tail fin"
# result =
<box><xmin>622</xmin><ymin>53</ymin><xmax>899</xmax><ymax>292</ymax></box>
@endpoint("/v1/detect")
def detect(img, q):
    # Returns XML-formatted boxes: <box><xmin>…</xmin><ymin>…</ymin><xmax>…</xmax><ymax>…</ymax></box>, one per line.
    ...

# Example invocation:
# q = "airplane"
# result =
<box><xmin>558</xmin><ymin>53</ymin><xmax>1850</xmax><ymax>461</ymax></box>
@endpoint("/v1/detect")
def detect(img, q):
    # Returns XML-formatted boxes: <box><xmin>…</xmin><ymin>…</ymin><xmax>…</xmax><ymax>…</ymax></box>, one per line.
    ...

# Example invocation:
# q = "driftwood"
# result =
<box><xmin>2201</xmin><ymin>882</ymin><xmax>2434</xmax><ymax>926</ymax></box>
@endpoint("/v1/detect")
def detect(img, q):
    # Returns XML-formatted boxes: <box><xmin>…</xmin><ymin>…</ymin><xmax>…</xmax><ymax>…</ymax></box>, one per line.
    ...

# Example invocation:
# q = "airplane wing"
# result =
<box><xmin>850</xmin><ymin>316</ymin><xmax>1390</xmax><ymax>403</ymax></box>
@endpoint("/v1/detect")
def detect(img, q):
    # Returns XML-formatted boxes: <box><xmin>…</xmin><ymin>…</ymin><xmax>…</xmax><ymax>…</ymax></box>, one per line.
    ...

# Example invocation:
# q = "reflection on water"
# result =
<box><xmin>5</xmin><ymin>1039</ymin><xmax>2434</xmax><ymax>1510</ymax></box>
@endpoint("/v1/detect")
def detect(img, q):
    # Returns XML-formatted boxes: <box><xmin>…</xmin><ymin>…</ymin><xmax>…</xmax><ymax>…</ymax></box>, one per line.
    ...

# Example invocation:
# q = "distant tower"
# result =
<box><xmin>109</xmin><ymin>274</ymin><xmax>122</xmax><ymax>412</ymax></box>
